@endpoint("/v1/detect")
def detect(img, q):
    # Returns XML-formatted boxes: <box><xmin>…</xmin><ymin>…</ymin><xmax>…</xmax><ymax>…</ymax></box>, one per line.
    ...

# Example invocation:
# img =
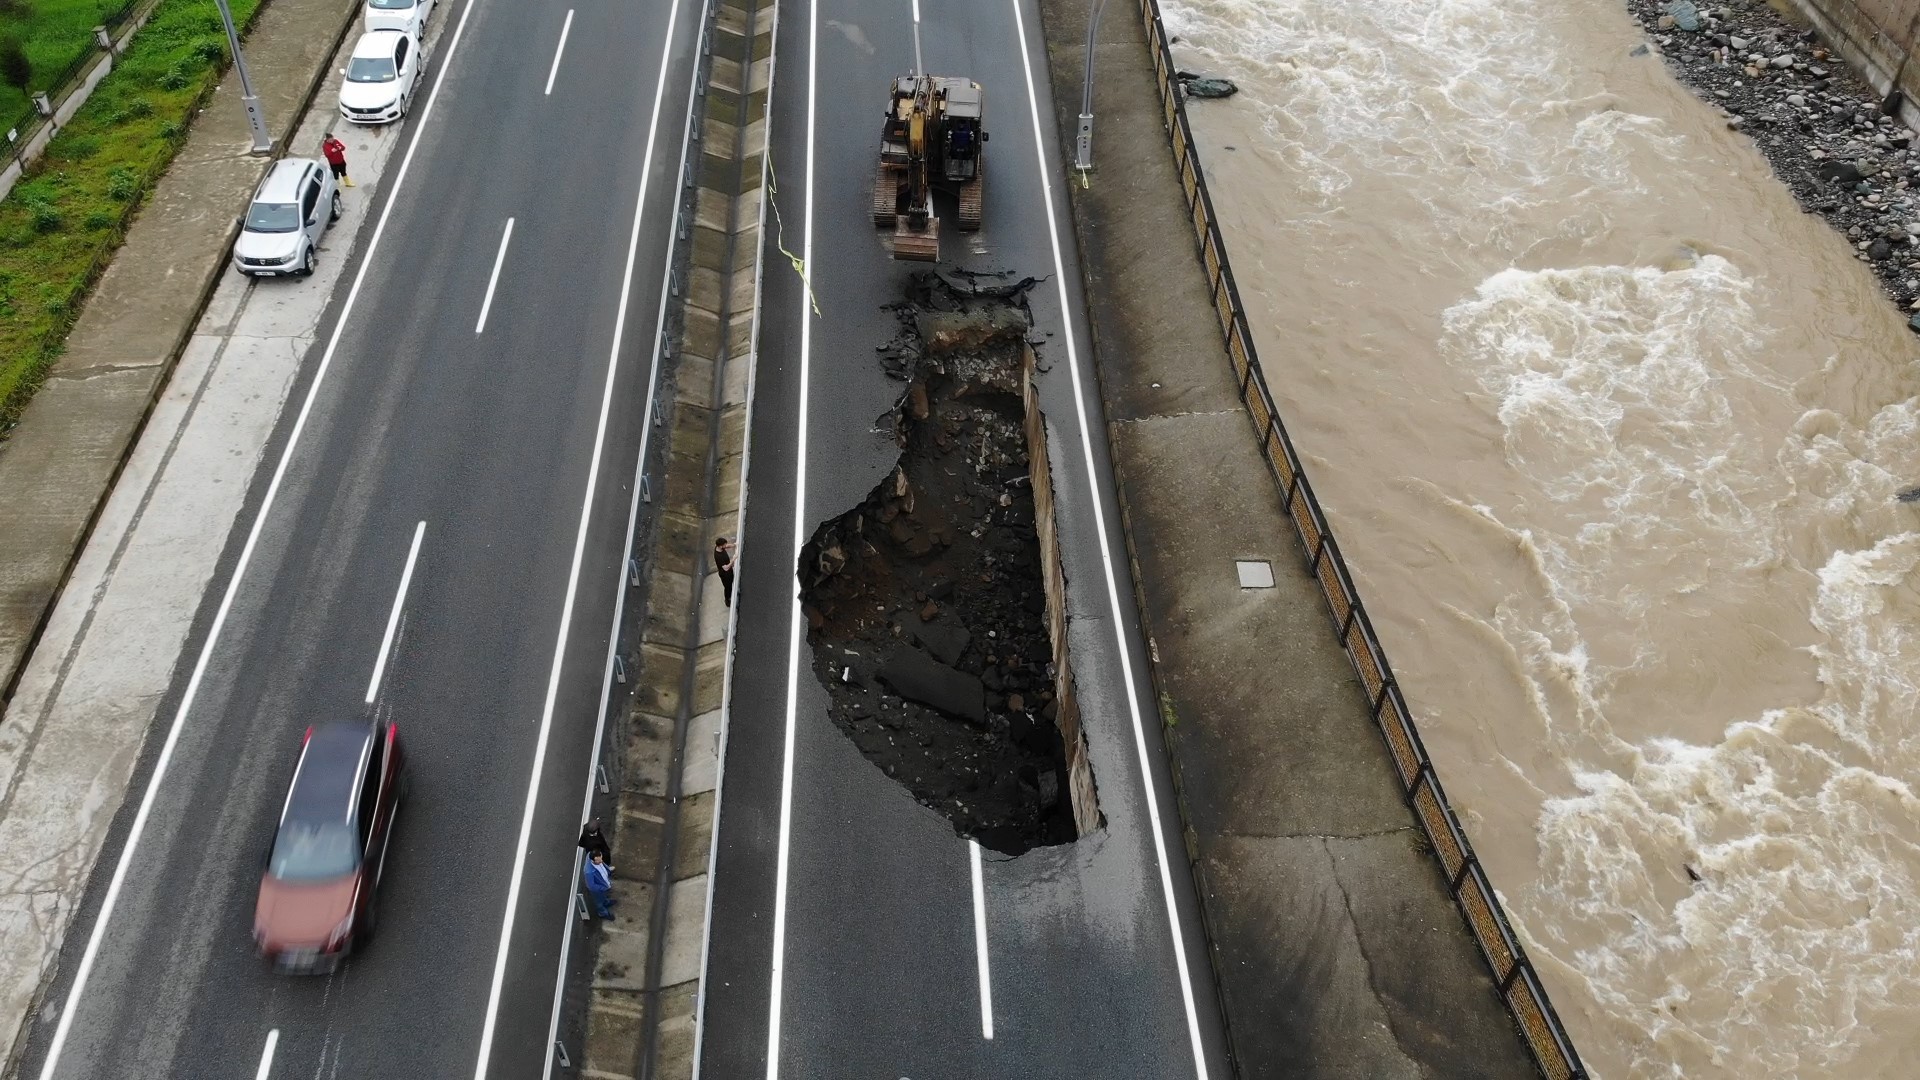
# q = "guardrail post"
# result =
<box><xmin>1074</xmin><ymin>0</ymin><xmax>1110</xmax><ymax>170</ymax></box>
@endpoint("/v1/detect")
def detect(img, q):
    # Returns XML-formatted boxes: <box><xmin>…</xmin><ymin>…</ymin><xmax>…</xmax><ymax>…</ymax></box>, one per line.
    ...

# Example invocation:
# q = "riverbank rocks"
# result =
<box><xmin>1627</xmin><ymin>0</ymin><xmax>1920</xmax><ymax>324</ymax></box>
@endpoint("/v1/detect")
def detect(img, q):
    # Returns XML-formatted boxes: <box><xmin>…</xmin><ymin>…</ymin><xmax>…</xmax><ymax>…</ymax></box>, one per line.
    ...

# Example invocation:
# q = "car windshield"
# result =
<box><xmin>367</xmin><ymin>0</ymin><xmax>414</xmax><ymax>8</ymax></box>
<box><xmin>244</xmin><ymin>201</ymin><xmax>300</xmax><ymax>233</ymax></box>
<box><xmin>269</xmin><ymin>821</ymin><xmax>359</xmax><ymax>881</ymax></box>
<box><xmin>346</xmin><ymin>56</ymin><xmax>397</xmax><ymax>83</ymax></box>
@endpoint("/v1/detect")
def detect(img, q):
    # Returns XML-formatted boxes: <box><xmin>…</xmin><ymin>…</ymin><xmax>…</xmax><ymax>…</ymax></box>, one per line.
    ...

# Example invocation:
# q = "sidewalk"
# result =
<box><xmin>0</xmin><ymin>0</ymin><xmax>357</xmax><ymax>700</ymax></box>
<box><xmin>1037</xmin><ymin>0</ymin><xmax>1539</xmax><ymax>1075</ymax></box>
<box><xmin>0</xmin><ymin>0</ymin><xmax>405</xmax><ymax>1069</ymax></box>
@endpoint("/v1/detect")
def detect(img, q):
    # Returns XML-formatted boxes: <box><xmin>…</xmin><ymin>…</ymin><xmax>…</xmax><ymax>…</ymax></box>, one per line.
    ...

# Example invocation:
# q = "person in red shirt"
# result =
<box><xmin>321</xmin><ymin>132</ymin><xmax>352</xmax><ymax>188</ymax></box>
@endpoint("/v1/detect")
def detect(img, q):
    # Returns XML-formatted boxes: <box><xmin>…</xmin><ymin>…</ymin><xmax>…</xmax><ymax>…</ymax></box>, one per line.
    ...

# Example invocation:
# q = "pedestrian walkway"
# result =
<box><xmin>0</xmin><ymin>0</ymin><xmax>360</xmax><ymax>696</ymax></box>
<box><xmin>1037</xmin><ymin>0</ymin><xmax>1540</xmax><ymax>1075</ymax></box>
<box><xmin>0</xmin><ymin>0</ymin><xmax>403</xmax><ymax>1066</ymax></box>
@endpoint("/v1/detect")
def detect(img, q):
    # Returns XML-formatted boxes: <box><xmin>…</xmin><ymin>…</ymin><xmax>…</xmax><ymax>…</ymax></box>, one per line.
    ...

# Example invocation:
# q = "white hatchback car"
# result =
<box><xmin>363</xmin><ymin>0</ymin><xmax>434</xmax><ymax>36</ymax></box>
<box><xmin>338</xmin><ymin>30</ymin><xmax>425</xmax><ymax>125</ymax></box>
<box><xmin>232</xmin><ymin>158</ymin><xmax>341</xmax><ymax>278</ymax></box>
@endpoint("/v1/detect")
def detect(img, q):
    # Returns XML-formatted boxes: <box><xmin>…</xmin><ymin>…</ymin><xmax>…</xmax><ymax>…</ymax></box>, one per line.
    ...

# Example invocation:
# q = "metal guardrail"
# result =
<box><xmin>3</xmin><ymin>0</ymin><xmax>146</xmax><ymax>172</ymax></box>
<box><xmin>1129</xmin><ymin>0</ymin><xmax>1588</xmax><ymax>1076</ymax></box>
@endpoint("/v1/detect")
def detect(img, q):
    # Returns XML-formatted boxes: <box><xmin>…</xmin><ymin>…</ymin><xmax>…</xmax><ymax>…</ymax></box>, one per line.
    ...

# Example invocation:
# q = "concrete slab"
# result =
<box><xmin>658</xmin><ymin>874</ymin><xmax>707</xmax><ymax>989</ymax></box>
<box><xmin>680</xmin><ymin>709</ymin><xmax>721</xmax><ymax>796</ymax></box>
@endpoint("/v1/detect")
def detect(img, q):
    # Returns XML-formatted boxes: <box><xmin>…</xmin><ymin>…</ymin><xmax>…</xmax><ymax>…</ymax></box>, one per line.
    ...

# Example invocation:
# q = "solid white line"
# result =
<box><xmin>365</xmin><ymin>521</ymin><xmax>427</xmax><ymax>703</ymax></box>
<box><xmin>254</xmin><ymin>1030</ymin><xmax>279</xmax><ymax>1080</ymax></box>
<box><xmin>970</xmin><ymin>841</ymin><xmax>993</xmax><ymax>1040</ymax></box>
<box><xmin>473</xmin><ymin>0</ymin><xmax>692</xmax><ymax>1071</ymax></box>
<box><xmin>475</xmin><ymin>218</ymin><xmax>515</xmax><ymax>334</ymax></box>
<box><xmin>543</xmin><ymin>9</ymin><xmax>574</xmax><ymax>96</ymax></box>
<box><xmin>538</xmin><ymin>0</ymin><xmax>714</xmax><ymax>1071</ymax></box>
<box><xmin>764</xmin><ymin>0</ymin><xmax>819</xmax><ymax>1073</ymax></box>
<box><xmin>1006</xmin><ymin>0</ymin><xmax>1211</xmax><ymax>1075</ymax></box>
<box><xmin>36</xmin><ymin>0</ymin><xmax>485</xmax><ymax>1073</ymax></box>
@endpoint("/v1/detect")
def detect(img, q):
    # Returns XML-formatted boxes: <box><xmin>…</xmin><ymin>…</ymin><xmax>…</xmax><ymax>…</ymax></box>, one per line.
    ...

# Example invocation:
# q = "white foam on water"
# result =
<box><xmin>1161</xmin><ymin>0</ymin><xmax>1681</xmax><ymax>241</ymax></box>
<box><xmin>1443</xmin><ymin>259</ymin><xmax>1920</xmax><ymax>1073</ymax></box>
<box><xmin>1442</xmin><ymin>257</ymin><xmax>1782</xmax><ymax>617</ymax></box>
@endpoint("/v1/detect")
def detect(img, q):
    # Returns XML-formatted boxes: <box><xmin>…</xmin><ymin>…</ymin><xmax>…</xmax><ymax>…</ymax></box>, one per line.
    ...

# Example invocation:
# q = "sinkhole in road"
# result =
<box><xmin>798</xmin><ymin>274</ymin><xmax>1099</xmax><ymax>856</ymax></box>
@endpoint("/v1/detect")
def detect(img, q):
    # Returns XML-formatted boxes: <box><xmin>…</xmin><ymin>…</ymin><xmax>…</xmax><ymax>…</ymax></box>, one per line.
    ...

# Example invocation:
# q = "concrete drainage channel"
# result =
<box><xmin>798</xmin><ymin>275</ymin><xmax>1100</xmax><ymax>853</ymax></box>
<box><xmin>561</xmin><ymin>0</ymin><xmax>771</xmax><ymax>1074</ymax></box>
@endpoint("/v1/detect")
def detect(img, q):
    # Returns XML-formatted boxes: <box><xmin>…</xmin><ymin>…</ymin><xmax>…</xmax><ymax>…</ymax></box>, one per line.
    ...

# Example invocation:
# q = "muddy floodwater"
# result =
<box><xmin>1159</xmin><ymin>0</ymin><xmax>1920</xmax><ymax>1074</ymax></box>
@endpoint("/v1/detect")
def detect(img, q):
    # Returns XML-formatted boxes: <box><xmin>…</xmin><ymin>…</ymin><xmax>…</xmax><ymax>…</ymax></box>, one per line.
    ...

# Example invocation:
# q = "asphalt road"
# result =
<box><xmin>11</xmin><ymin>0</ymin><xmax>704</xmax><ymax>1076</ymax></box>
<box><xmin>698</xmin><ymin>0</ymin><xmax>1234</xmax><ymax>1075</ymax></box>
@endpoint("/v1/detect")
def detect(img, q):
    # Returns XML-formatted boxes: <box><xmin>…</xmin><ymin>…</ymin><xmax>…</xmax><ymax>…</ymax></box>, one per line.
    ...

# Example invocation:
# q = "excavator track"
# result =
<box><xmin>956</xmin><ymin>175</ymin><xmax>983</xmax><ymax>230</ymax></box>
<box><xmin>872</xmin><ymin>161</ymin><xmax>900</xmax><ymax>227</ymax></box>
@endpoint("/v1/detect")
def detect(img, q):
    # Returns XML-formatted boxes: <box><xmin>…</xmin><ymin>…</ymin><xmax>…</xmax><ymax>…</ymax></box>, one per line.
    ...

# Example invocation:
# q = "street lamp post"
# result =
<box><xmin>212</xmin><ymin>0</ymin><xmax>273</xmax><ymax>154</ymax></box>
<box><xmin>1074</xmin><ymin>0</ymin><xmax>1109</xmax><ymax>171</ymax></box>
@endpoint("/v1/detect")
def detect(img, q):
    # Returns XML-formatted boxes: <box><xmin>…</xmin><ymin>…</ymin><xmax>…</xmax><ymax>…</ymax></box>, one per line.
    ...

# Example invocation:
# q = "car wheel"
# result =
<box><xmin>297</xmin><ymin>247</ymin><xmax>316</xmax><ymax>277</ymax></box>
<box><xmin>329</xmin><ymin>191</ymin><xmax>342</xmax><ymax>223</ymax></box>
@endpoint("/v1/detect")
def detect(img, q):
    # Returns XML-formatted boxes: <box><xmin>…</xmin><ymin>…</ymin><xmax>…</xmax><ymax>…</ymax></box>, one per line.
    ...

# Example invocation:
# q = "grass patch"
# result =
<box><xmin>0</xmin><ymin>0</ymin><xmax>261</xmax><ymax>436</ymax></box>
<box><xmin>1</xmin><ymin>0</ymin><xmax>138</xmax><ymax>136</ymax></box>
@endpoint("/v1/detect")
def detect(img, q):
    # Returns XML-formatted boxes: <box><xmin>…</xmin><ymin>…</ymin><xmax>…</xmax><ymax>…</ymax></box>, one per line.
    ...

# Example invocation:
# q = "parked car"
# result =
<box><xmin>362</xmin><ymin>0</ymin><xmax>435</xmax><ymax>37</ymax></box>
<box><xmin>254</xmin><ymin>721</ymin><xmax>407</xmax><ymax>974</ymax></box>
<box><xmin>231</xmin><ymin>158</ymin><xmax>341</xmax><ymax>278</ymax></box>
<box><xmin>338</xmin><ymin>29</ymin><xmax>426</xmax><ymax>125</ymax></box>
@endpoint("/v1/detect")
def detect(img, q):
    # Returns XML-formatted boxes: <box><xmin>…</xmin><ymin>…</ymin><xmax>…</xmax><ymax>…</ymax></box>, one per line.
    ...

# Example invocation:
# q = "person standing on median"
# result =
<box><xmin>713</xmin><ymin>536</ymin><xmax>736</xmax><ymax>606</ymax></box>
<box><xmin>322</xmin><ymin>132</ymin><xmax>353</xmax><ymax>188</ymax></box>
<box><xmin>577</xmin><ymin>817</ymin><xmax>613</xmax><ymax>867</ymax></box>
<box><xmin>583</xmin><ymin>850</ymin><xmax>616</xmax><ymax>919</ymax></box>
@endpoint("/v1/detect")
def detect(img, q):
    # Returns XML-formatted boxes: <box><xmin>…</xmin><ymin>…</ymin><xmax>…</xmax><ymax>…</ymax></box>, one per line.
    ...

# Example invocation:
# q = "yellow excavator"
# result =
<box><xmin>872</xmin><ymin>74</ymin><xmax>986</xmax><ymax>262</ymax></box>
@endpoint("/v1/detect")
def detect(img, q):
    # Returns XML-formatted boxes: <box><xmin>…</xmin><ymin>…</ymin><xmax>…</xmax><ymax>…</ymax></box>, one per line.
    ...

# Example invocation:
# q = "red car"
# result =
<box><xmin>254</xmin><ymin>721</ymin><xmax>406</xmax><ymax>973</ymax></box>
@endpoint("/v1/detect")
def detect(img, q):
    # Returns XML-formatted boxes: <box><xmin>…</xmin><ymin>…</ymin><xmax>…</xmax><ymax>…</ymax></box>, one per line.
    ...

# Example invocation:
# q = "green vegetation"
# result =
<box><xmin>0</xmin><ymin>0</ymin><xmax>133</xmax><ymax>136</ymax></box>
<box><xmin>0</xmin><ymin>0</ymin><xmax>262</xmax><ymax>435</ymax></box>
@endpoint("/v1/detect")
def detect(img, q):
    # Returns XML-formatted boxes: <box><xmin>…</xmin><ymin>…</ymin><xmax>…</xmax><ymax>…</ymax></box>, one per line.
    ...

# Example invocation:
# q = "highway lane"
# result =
<box><xmin>12</xmin><ymin>0</ymin><xmax>705</xmax><ymax>1076</ymax></box>
<box><xmin>699</xmin><ymin>0</ymin><xmax>1232</xmax><ymax>1074</ymax></box>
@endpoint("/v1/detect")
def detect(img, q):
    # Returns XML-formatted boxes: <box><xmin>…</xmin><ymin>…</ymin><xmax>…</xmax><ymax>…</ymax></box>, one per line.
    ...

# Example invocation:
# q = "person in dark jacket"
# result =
<box><xmin>578</xmin><ymin>818</ymin><xmax>612</xmax><ymax>866</ymax></box>
<box><xmin>713</xmin><ymin>537</ymin><xmax>737</xmax><ymax>606</ymax></box>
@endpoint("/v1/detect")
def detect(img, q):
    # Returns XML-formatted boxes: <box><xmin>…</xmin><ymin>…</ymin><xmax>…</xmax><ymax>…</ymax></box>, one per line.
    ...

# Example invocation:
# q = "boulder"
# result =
<box><xmin>879</xmin><ymin>646</ymin><xmax>986</xmax><ymax>724</ymax></box>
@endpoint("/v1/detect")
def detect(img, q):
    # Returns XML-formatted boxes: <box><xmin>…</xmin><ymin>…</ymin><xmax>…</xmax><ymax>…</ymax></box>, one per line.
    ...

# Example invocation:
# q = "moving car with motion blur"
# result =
<box><xmin>254</xmin><ymin>721</ymin><xmax>406</xmax><ymax>973</ymax></box>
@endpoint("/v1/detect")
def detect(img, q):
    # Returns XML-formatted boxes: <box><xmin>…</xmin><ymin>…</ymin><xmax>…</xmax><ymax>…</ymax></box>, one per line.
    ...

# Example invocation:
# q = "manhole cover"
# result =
<box><xmin>1236</xmin><ymin>559</ymin><xmax>1275</xmax><ymax>589</ymax></box>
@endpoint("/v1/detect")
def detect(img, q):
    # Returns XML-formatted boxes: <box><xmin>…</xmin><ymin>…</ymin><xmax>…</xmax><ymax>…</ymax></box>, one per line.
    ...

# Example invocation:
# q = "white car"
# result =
<box><xmin>338</xmin><ymin>30</ymin><xmax>425</xmax><ymax>125</ymax></box>
<box><xmin>363</xmin><ymin>0</ymin><xmax>434</xmax><ymax>36</ymax></box>
<box><xmin>232</xmin><ymin>158</ymin><xmax>341</xmax><ymax>277</ymax></box>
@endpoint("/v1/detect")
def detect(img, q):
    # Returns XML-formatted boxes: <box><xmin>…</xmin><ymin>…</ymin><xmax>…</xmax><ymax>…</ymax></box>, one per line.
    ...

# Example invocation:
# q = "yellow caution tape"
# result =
<box><xmin>764</xmin><ymin>152</ymin><xmax>820</xmax><ymax>316</ymax></box>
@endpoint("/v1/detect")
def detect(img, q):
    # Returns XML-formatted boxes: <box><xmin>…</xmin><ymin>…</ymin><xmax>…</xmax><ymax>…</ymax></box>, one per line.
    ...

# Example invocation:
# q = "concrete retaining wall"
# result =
<box><xmin>1783</xmin><ymin>0</ymin><xmax>1920</xmax><ymax>125</ymax></box>
<box><xmin>1020</xmin><ymin>342</ymin><xmax>1099</xmax><ymax>836</ymax></box>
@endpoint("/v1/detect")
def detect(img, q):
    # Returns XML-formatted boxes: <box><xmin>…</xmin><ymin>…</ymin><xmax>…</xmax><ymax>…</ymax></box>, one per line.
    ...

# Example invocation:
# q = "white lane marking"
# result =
<box><xmin>472</xmin><ymin>0</ymin><xmax>693</xmax><ymax>1071</ymax></box>
<box><xmin>970</xmin><ymin>841</ymin><xmax>993</xmax><ymax>1040</ymax></box>
<box><xmin>764</xmin><ymin>0</ymin><xmax>820</xmax><ymax>1073</ymax></box>
<box><xmin>910</xmin><ymin>0</ymin><xmax>922</xmax><ymax>78</ymax></box>
<box><xmin>475</xmin><ymin>218</ymin><xmax>515</xmax><ymax>334</ymax></box>
<box><xmin>539</xmin><ymin>0</ymin><xmax>715</xmax><ymax>1069</ymax></box>
<box><xmin>365</xmin><ymin>521</ymin><xmax>427</xmax><ymax>704</ymax></box>
<box><xmin>36</xmin><ymin>0</ymin><xmax>485</xmax><ymax>1073</ymax></box>
<box><xmin>254</xmin><ymin>1030</ymin><xmax>279</xmax><ymax>1080</ymax></box>
<box><xmin>544</xmin><ymin>9</ymin><xmax>575</xmax><ymax>96</ymax></box>
<box><xmin>1007</xmin><ymin>0</ymin><xmax>1211</xmax><ymax>1074</ymax></box>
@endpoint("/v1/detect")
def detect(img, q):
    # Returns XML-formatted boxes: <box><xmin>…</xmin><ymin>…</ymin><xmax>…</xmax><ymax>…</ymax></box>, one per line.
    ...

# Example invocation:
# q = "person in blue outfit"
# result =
<box><xmin>584</xmin><ymin>849</ymin><xmax>616</xmax><ymax>919</ymax></box>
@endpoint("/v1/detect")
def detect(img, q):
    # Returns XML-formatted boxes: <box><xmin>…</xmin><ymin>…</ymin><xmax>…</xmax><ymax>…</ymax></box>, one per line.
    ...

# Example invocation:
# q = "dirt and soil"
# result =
<box><xmin>798</xmin><ymin>273</ymin><xmax>1078</xmax><ymax>856</ymax></box>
